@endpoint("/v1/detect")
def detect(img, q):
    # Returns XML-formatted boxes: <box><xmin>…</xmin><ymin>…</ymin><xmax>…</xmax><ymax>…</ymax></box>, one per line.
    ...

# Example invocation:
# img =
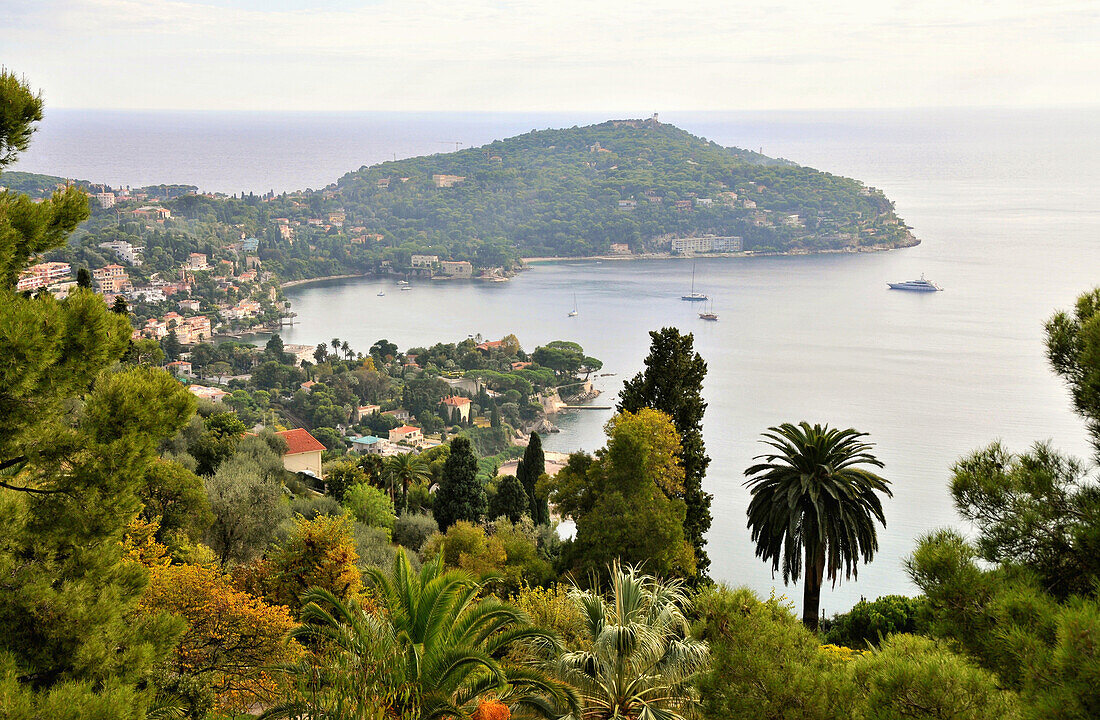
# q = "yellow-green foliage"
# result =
<box><xmin>268</xmin><ymin>514</ymin><xmax>364</xmax><ymax>611</ymax></box>
<box><xmin>422</xmin><ymin>519</ymin><xmax>552</xmax><ymax>592</ymax></box>
<box><xmin>509</xmin><ymin>584</ymin><xmax>590</xmax><ymax>651</ymax></box>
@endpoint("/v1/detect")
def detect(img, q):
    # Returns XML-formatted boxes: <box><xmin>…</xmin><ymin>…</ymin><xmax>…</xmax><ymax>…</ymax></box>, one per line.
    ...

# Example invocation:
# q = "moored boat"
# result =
<box><xmin>887</xmin><ymin>274</ymin><xmax>942</xmax><ymax>292</ymax></box>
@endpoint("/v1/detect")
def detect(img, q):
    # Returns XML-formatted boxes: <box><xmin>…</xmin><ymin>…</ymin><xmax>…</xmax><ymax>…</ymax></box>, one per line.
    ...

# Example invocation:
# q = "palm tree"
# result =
<box><xmin>264</xmin><ymin>549</ymin><xmax>579</xmax><ymax>720</ymax></box>
<box><xmin>341</xmin><ymin>340</ymin><xmax>352</xmax><ymax>360</ymax></box>
<box><xmin>743</xmin><ymin>422</ymin><xmax>892</xmax><ymax>630</ymax></box>
<box><xmin>385</xmin><ymin>451</ymin><xmax>431</xmax><ymax>512</ymax></box>
<box><xmin>553</xmin><ymin>562</ymin><xmax>710</xmax><ymax>720</ymax></box>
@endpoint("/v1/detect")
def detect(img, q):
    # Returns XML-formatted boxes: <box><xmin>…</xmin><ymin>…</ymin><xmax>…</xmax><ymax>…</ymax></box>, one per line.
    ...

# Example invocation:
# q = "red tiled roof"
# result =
<box><xmin>441</xmin><ymin>396</ymin><xmax>471</xmax><ymax>406</ymax></box>
<box><xmin>277</xmin><ymin>428</ymin><xmax>326</xmax><ymax>455</ymax></box>
<box><xmin>392</xmin><ymin>425</ymin><xmax>420</xmax><ymax>434</ymax></box>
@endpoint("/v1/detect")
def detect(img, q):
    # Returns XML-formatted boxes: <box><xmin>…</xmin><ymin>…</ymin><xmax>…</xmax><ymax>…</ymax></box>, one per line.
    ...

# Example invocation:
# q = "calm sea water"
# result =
<box><xmin>17</xmin><ymin>108</ymin><xmax>1100</xmax><ymax>614</ymax></box>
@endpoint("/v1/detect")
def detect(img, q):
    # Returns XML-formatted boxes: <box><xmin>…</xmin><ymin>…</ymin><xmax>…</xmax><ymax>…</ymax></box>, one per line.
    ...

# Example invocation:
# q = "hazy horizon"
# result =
<box><xmin>5</xmin><ymin>1</ymin><xmax>1096</xmax><ymax>112</ymax></box>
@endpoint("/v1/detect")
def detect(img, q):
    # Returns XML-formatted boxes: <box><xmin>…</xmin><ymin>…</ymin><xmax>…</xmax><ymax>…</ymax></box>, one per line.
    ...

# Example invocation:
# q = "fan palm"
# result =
<box><xmin>743</xmin><ymin>422</ymin><xmax>892</xmax><ymax>630</ymax></box>
<box><xmin>264</xmin><ymin>548</ymin><xmax>579</xmax><ymax>720</ymax></box>
<box><xmin>553</xmin><ymin>562</ymin><xmax>710</xmax><ymax>720</ymax></box>
<box><xmin>385</xmin><ymin>452</ymin><xmax>431</xmax><ymax>511</ymax></box>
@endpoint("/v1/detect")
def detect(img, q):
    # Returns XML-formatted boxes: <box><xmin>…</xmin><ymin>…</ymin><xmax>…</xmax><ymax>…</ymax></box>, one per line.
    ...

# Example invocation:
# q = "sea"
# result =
<box><xmin>13</xmin><ymin>107</ymin><xmax>1100</xmax><ymax>616</ymax></box>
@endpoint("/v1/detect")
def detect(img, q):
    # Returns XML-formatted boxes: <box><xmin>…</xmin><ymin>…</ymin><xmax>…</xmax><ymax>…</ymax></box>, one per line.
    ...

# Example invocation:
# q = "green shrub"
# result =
<box><xmin>825</xmin><ymin>595</ymin><xmax>928</xmax><ymax>649</ymax></box>
<box><xmin>851</xmin><ymin>634</ymin><xmax>1021</xmax><ymax>720</ymax></box>
<box><xmin>693</xmin><ymin>585</ymin><xmax>853</xmax><ymax>720</ymax></box>
<box><xmin>343</xmin><ymin>484</ymin><xmax>395</xmax><ymax>536</ymax></box>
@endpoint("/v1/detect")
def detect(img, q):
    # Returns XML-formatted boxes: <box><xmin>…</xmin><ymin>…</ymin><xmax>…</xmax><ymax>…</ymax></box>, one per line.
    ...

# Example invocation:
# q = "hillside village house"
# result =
<box><xmin>440</xmin><ymin>396</ymin><xmax>472</xmax><ymax>423</ymax></box>
<box><xmin>276</xmin><ymin>428</ymin><xmax>325</xmax><ymax>480</ymax></box>
<box><xmin>389</xmin><ymin>425</ymin><xmax>422</xmax><ymax>443</ymax></box>
<box><xmin>440</xmin><ymin>260</ymin><xmax>473</xmax><ymax>278</ymax></box>
<box><xmin>382</xmin><ymin>409</ymin><xmax>411</xmax><ymax>422</ymax></box>
<box><xmin>189</xmin><ymin>385</ymin><xmax>227</xmax><ymax>403</ymax></box>
<box><xmin>349</xmin><ymin>435</ymin><xmax>390</xmax><ymax>456</ymax></box>
<box><xmin>411</xmin><ymin>254</ymin><xmax>439</xmax><ymax>268</ymax></box>
<box><xmin>186</xmin><ymin>252</ymin><xmax>211</xmax><ymax>270</ymax></box>
<box><xmin>166</xmin><ymin>361</ymin><xmax>193</xmax><ymax>378</ymax></box>
<box><xmin>356</xmin><ymin>404</ymin><xmax>381</xmax><ymax>421</ymax></box>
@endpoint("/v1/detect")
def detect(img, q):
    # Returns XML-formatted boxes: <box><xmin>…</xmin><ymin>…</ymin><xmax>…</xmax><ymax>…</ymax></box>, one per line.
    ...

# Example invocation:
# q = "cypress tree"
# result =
<box><xmin>619</xmin><ymin>327</ymin><xmax>713</xmax><ymax>576</ymax></box>
<box><xmin>76</xmin><ymin>266</ymin><xmax>92</xmax><ymax>288</ymax></box>
<box><xmin>433</xmin><ymin>436</ymin><xmax>485</xmax><ymax>529</ymax></box>
<box><xmin>111</xmin><ymin>295</ymin><xmax>128</xmax><ymax>314</ymax></box>
<box><xmin>489</xmin><ymin>474</ymin><xmax>528</xmax><ymax>523</ymax></box>
<box><xmin>517</xmin><ymin>432</ymin><xmax>548</xmax><ymax>525</ymax></box>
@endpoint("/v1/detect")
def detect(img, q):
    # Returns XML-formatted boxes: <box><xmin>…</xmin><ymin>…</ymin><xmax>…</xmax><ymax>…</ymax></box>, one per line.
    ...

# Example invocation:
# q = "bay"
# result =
<box><xmin>271</xmin><ymin>109</ymin><xmax>1100</xmax><ymax>616</ymax></box>
<box><xmin>16</xmin><ymin>107</ymin><xmax>1100</xmax><ymax>615</ymax></box>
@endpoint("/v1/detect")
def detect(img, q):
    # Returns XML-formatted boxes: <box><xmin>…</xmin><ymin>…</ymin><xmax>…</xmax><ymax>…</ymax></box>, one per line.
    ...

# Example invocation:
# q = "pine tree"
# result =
<box><xmin>517</xmin><ymin>432</ymin><xmax>549</xmax><ymax>525</ymax></box>
<box><xmin>0</xmin><ymin>71</ymin><xmax>198</xmax><ymax>715</ymax></box>
<box><xmin>433</xmin><ymin>437</ymin><xmax>485</xmax><ymax>529</ymax></box>
<box><xmin>619</xmin><ymin>327</ymin><xmax>713</xmax><ymax>576</ymax></box>
<box><xmin>111</xmin><ymin>295</ymin><xmax>128</xmax><ymax>314</ymax></box>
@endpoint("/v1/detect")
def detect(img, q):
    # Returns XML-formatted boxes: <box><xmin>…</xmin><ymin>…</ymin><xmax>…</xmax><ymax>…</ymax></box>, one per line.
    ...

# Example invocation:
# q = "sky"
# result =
<box><xmin>2</xmin><ymin>0</ymin><xmax>1098</xmax><ymax>111</ymax></box>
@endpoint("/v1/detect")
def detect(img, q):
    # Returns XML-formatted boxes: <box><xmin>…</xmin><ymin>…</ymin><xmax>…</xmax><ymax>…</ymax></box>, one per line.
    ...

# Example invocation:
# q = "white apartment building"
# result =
<box><xmin>98</xmin><ymin>239</ymin><xmax>143</xmax><ymax>266</ymax></box>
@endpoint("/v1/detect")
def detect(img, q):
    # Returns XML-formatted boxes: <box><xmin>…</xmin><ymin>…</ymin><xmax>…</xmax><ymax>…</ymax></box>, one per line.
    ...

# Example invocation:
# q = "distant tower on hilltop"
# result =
<box><xmin>651</xmin><ymin>113</ymin><xmax>660</xmax><ymax>123</ymax></box>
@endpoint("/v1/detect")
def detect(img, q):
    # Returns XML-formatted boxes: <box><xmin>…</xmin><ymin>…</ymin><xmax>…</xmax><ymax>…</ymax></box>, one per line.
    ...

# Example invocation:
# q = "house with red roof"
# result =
<box><xmin>276</xmin><ymin>428</ymin><xmax>325</xmax><ymax>480</ymax></box>
<box><xmin>388</xmin><ymin>425</ymin><xmax>422</xmax><ymax>443</ymax></box>
<box><xmin>439</xmin><ymin>395</ymin><xmax>472</xmax><ymax>423</ymax></box>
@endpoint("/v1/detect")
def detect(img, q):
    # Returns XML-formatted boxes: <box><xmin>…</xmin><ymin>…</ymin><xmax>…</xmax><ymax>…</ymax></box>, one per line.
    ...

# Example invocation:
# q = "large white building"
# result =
<box><xmin>98</xmin><ymin>239</ymin><xmax>143</xmax><ymax>266</ymax></box>
<box><xmin>95</xmin><ymin>192</ymin><xmax>116</xmax><ymax>209</ymax></box>
<box><xmin>411</xmin><ymin>254</ymin><xmax>439</xmax><ymax>268</ymax></box>
<box><xmin>669</xmin><ymin>235</ymin><xmax>743</xmax><ymax>254</ymax></box>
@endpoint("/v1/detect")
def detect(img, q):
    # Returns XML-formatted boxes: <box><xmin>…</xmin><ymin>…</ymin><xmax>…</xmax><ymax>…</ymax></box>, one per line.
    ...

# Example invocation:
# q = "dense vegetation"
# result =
<box><xmin>9</xmin><ymin>71</ymin><xmax>1100</xmax><ymax>720</ymax></box>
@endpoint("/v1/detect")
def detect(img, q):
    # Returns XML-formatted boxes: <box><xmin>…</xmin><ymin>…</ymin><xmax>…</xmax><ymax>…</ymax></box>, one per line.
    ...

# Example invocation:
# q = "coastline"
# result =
<box><xmin>522</xmin><ymin>237</ymin><xmax>920</xmax><ymax>265</ymax></box>
<box><xmin>280</xmin><ymin>273</ymin><xmax>370</xmax><ymax>289</ymax></box>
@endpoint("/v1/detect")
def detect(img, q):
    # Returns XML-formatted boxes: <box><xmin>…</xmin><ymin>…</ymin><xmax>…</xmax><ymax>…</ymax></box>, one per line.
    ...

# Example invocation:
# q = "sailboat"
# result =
<box><xmin>568</xmin><ymin>293</ymin><xmax>579</xmax><ymax>317</ymax></box>
<box><xmin>681</xmin><ymin>262</ymin><xmax>707</xmax><ymax>301</ymax></box>
<box><xmin>699</xmin><ymin>300</ymin><xmax>718</xmax><ymax>321</ymax></box>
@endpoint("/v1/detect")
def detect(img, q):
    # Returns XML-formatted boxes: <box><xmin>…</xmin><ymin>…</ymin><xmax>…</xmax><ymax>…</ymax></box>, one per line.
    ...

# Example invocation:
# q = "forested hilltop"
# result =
<box><xmin>332</xmin><ymin>117</ymin><xmax>916</xmax><ymax>258</ymax></box>
<box><xmin>4</xmin><ymin>118</ymin><xmax>916</xmax><ymax>289</ymax></box>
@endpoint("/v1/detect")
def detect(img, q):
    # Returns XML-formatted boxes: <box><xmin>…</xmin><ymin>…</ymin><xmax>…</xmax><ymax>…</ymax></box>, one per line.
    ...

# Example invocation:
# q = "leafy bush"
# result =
<box><xmin>824</xmin><ymin>595</ymin><xmax>928</xmax><ymax>649</ymax></box>
<box><xmin>343</xmin><ymin>484</ymin><xmax>396</xmax><ymax>536</ymax></box>
<box><xmin>693</xmin><ymin>585</ymin><xmax>853</xmax><ymax>720</ymax></box>
<box><xmin>393</xmin><ymin>512</ymin><xmax>438</xmax><ymax>552</ymax></box>
<box><xmin>289</xmin><ymin>494</ymin><xmax>344</xmax><ymax>520</ymax></box>
<box><xmin>353</xmin><ymin>522</ymin><xmax>397</xmax><ymax>571</ymax></box>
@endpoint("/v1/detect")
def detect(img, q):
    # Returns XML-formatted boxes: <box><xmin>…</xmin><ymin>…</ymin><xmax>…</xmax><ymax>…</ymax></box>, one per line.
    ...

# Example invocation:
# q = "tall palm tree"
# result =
<box><xmin>264</xmin><ymin>549</ymin><xmax>579</xmax><ymax>720</ymax></box>
<box><xmin>743</xmin><ymin>422</ymin><xmax>892</xmax><ymax>630</ymax></box>
<box><xmin>385</xmin><ymin>452</ymin><xmax>431</xmax><ymax>512</ymax></box>
<box><xmin>553</xmin><ymin>562</ymin><xmax>710</xmax><ymax>720</ymax></box>
<box><xmin>341</xmin><ymin>340</ymin><xmax>352</xmax><ymax>360</ymax></box>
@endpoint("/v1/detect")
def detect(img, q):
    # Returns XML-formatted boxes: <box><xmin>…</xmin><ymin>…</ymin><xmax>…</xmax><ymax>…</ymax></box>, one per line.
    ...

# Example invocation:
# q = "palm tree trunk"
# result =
<box><xmin>803</xmin><ymin>545</ymin><xmax>825</xmax><ymax>631</ymax></box>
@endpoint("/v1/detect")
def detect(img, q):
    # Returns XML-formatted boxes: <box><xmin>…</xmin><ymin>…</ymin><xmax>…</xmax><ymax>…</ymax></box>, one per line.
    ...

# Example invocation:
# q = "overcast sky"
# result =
<box><xmin>3</xmin><ymin>0</ymin><xmax>1097</xmax><ymax>111</ymax></box>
